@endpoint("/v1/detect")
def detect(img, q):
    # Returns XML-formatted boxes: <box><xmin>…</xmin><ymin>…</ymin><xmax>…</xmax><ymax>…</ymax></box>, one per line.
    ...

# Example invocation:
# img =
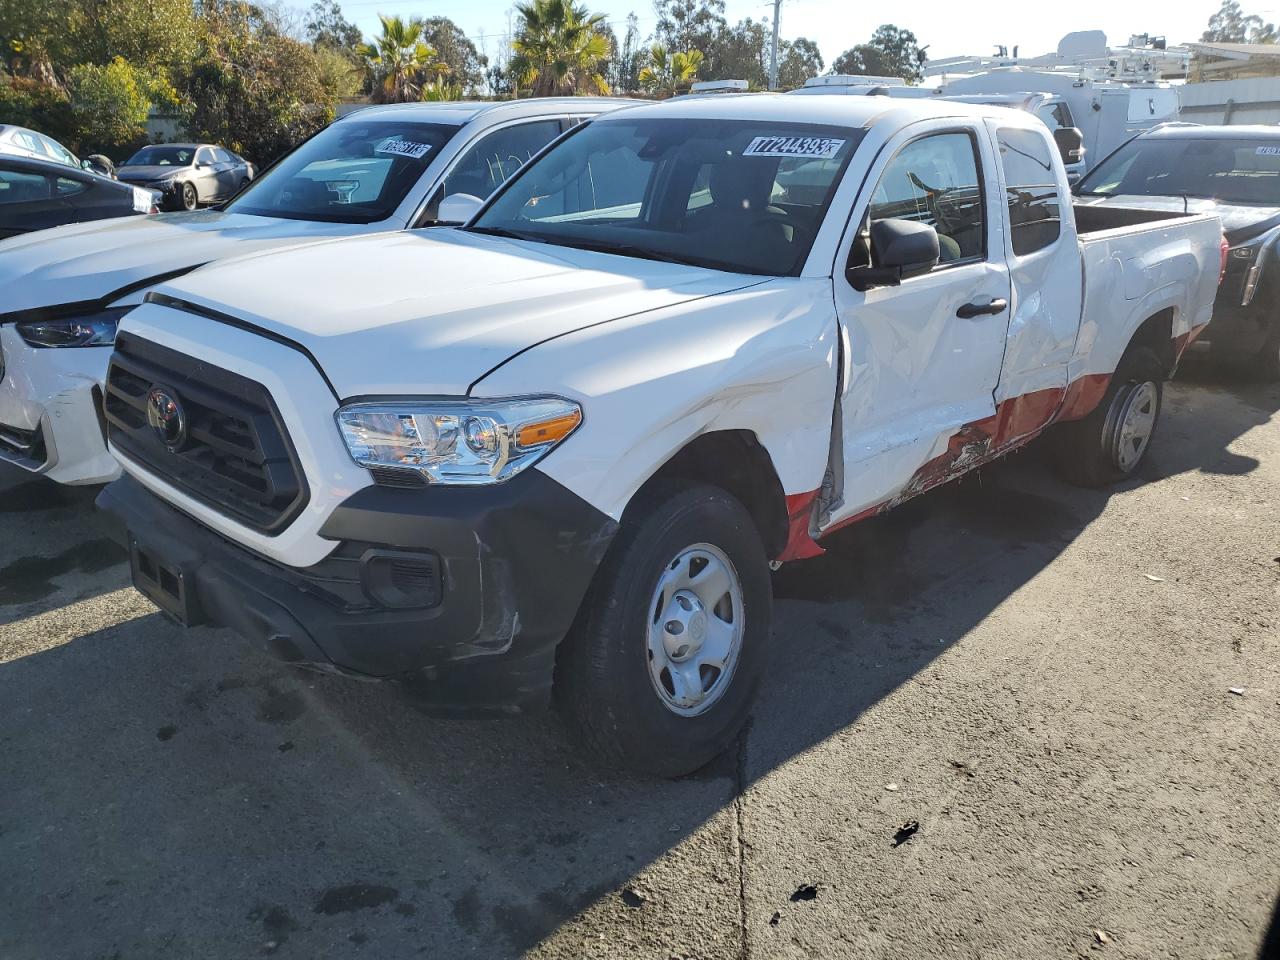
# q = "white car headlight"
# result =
<box><xmin>336</xmin><ymin>397</ymin><xmax>582</xmax><ymax>485</ymax></box>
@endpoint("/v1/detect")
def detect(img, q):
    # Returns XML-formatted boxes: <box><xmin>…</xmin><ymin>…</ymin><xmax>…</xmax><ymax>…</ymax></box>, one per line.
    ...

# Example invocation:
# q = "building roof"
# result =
<box><xmin>1187</xmin><ymin>41</ymin><xmax>1280</xmax><ymax>60</ymax></box>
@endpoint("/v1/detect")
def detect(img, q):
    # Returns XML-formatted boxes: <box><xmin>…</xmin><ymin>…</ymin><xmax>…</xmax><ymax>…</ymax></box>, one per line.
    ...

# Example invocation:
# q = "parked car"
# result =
<box><xmin>0</xmin><ymin>154</ymin><xmax>155</xmax><ymax>241</ymax></box>
<box><xmin>95</xmin><ymin>95</ymin><xmax>1222</xmax><ymax>775</ymax></box>
<box><xmin>0</xmin><ymin>98</ymin><xmax>634</xmax><ymax>485</ymax></box>
<box><xmin>0</xmin><ymin>124</ymin><xmax>83</xmax><ymax>169</ymax></box>
<box><xmin>1076</xmin><ymin>123</ymin><xmax>1280</xmax><ymax>377</ymax></box>
<box><xmin>116</xmin><ymin>143</ymin><xmax>255</xmax><ymax>211</ymax></box>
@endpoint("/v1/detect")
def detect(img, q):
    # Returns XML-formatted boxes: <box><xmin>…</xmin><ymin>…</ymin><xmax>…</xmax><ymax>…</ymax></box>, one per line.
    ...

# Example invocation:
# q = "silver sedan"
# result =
<box><xmin>117</xmin><ymin>143</ymin><xmax>255</xmax><ymax>211</ymax></box>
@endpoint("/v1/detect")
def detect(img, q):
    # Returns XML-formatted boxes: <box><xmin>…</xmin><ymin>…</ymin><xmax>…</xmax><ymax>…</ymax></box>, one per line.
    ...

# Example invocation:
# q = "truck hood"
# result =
<box><xmin>1076</xmin><ymin>194</ymin><xmax>1280</xmax><ymax>245</ymax></box>
<box><xmin>0</xmin><ymin>211</ymin><xmax>371</xmax><ymax>315</ymax></box>
<box><xmin>148</xmin><ymin>228</ymin><xmax>766</xmax><ymax>398</ymax></box>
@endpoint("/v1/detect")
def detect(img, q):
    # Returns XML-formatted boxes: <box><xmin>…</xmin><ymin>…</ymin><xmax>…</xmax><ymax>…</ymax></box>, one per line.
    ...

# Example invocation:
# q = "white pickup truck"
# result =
<box><xmin>97</xmin><ymin>95</ymin><xmax>1222</xmax><ymax>776</ymax></box>
<box><xmin>0</xmin><ymin>98</ymin><xmax>627</xmax><ymax>484</ymax></box>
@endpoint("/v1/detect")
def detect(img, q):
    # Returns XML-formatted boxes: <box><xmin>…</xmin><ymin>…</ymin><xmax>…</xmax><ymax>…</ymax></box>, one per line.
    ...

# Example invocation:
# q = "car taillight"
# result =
<box><xmin>1219</xmin><ymin>233</ymin><xmax>1230</xmax><ymax>284</ymax></box>
<box><xmin>148</xmin><ymin>203</ymin><xmax>160</xmax><ymax>215</ymax></box>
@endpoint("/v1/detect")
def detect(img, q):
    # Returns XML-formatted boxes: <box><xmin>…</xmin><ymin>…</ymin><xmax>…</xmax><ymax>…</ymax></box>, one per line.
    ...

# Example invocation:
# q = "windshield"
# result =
<box><xmin>1079</xmin><ymin>137</ymin><xmax>1280</xmax><ymax>206</ymax></box>
<box><xmin>227</xmin><ymin>120</ymin><xmax>460</xmax><ymax>224</ymax></box>
<box><xmin>125</xmin><ymin>145</ymin><xmax>197</xmax><ymax>167</ymax></box>
<box><xmin>470</xmin><ymin>118</ymin><xmax>864</xmax><ymax>276</ymax></box>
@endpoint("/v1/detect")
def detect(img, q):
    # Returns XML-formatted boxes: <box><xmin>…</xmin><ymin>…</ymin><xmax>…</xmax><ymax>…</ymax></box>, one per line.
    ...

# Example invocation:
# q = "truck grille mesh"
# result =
<box><xmin>103</xmin><ymin>332</ymin><xmax>308</xmax><ymax>533</ymax></box>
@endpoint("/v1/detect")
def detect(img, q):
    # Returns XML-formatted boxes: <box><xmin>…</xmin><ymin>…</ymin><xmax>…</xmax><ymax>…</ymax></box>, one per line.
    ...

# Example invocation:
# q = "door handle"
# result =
<box><xmin>956</xmin><ymin>298</ymin><xmax>1008</xmax><ymax>319</ymax></box>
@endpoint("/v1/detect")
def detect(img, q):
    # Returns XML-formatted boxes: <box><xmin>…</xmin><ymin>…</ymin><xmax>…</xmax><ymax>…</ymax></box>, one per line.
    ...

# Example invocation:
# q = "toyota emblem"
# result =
<box><xmin>145</xmin><ymin>385</ymin><xmax>187</xmax><ymax>451</ymax></box>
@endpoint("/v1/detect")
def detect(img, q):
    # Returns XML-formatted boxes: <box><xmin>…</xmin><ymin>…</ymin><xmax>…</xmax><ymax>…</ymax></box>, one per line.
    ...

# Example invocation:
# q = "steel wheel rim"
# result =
<box><xmin>1110</xmin><ymin>380</ymin><xmax>1158</xmax><ymax>472</ymax></box>
<box><xmin>646</xmin><ymin>542</ymin><xmax>744</xmax><ymax>718</ymax></box>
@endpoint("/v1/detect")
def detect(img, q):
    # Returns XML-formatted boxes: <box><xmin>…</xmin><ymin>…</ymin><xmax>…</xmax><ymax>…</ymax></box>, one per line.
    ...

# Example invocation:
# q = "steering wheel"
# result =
<box><xmin>907</xmin><ymin>171</ymin><xmax>962</xmax><ymax>236</ymax></box>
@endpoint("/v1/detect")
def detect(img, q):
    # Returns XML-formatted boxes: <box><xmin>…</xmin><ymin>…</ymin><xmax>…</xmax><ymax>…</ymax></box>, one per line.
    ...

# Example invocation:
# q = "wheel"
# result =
<box><xmin>179</xmin><ymin>181</ymin><xmax>198</xmax><ymax>210</ymax></box>
<box><xmin>556</xmin><ymin>483</ymin><xmax>772</xmax><ymax>777</ymax></box>
<box><xmin>1054</xmin><ymin>346</ymin><xmax>1164</xmax><ymax>487</ymax></box>
<box><xmin>1253</xmin><ymin>321</ymin><xmax>1280</xmax><ymax>380</ymax></box>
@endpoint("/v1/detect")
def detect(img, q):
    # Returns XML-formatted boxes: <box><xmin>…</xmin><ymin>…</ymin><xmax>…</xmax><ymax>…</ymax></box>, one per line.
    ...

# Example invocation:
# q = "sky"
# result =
<box><xmin>300</xmin><ymin>0</ymin><xmax>1246</xmax><ymax>72</ymax></box>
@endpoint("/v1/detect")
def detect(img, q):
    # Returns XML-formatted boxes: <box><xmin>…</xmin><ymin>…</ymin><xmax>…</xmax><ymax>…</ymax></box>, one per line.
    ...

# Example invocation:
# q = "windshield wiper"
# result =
<box><xmin>536</xmin><ymin>235</ymin><xmax>704</xmax><ymax>267</ymax></box>
<box><xmin>464</xmin><ymin>225</ymin><xmax>542</xmax><ymax>241</ymax></box>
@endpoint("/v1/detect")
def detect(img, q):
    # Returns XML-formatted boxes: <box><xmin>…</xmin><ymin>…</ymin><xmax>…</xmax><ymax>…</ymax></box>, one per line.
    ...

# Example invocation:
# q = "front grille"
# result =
<box><xmin>103</xmin><ymin>332</ymin><xmax>308</xmax><ymax>533</ymax></box>
<box><xmin>0</xmin><ymin>422</ymin><xmax>47</xmax><ymax>468</ymax></box>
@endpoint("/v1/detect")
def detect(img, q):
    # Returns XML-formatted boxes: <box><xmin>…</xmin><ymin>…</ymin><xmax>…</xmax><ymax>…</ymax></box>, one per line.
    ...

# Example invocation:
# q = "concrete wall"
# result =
<box><xmin>1179</xmin><ymin>77</ymin><xmax>1280</xmax><ymax>125</ymax></box>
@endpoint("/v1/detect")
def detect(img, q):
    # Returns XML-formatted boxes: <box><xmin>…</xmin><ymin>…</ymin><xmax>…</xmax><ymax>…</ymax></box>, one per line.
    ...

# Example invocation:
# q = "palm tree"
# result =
<box><xmin>638</xmin><ymin>44</ymin><xmax>703</xmax><ymax>98</ymax></box>
<box><xmin>509</xmin><ymin>0</ymin><xmax>610</xmax><ymax>97</ymax></box>
<box><xmin>358</xmin><ymin>14</ymin><xmax>437</xmax><ymax>103</ymax></box>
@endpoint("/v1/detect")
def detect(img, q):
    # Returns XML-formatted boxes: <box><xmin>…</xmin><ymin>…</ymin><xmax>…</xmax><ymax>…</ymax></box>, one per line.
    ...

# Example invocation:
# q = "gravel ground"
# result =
<box><xmin>1</xmin><ymin>363</ymin><xmax>1277</xmax><ymax>960</ymax></box>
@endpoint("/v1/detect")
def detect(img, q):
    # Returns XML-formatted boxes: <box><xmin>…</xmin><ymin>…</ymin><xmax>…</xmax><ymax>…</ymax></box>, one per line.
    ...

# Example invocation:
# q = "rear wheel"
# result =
<box><xmin>556</xmin><ymin>483</ymin><xmax>771</xmax><ymax>777</ymax></box>
<box><xmin>1054</xmin><ymin>346</ymin><xmax>1164</xmax><ymax>487</ymax></box>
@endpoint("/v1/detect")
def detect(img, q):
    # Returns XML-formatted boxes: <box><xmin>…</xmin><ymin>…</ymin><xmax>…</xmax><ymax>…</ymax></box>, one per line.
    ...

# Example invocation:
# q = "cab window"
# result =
<box><xmin>997</xmin><ymin>127</ymin><xmax>1061</xmax><ymax>256</ymax></box>
<box><xmin>864</xmin><ymin>131</ymin><xmax>986</xmax><ymax>265</ymax></box>
<box><xmin>440</xmin><ymin>120</ymin><xmax>563</xmax><ymax>203</ymax></box>
<box><xmin>0</xmin><ymin>168</ymin><xmax>53</xmax><ymax>204</ymax></box>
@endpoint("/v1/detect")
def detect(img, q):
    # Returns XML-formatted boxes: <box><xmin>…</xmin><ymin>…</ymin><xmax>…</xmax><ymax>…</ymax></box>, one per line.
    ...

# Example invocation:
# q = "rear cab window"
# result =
<box><xmin>997</xmin><ymin>126</ymin><xmax>1062</xmax><ymax>255</ymax></box>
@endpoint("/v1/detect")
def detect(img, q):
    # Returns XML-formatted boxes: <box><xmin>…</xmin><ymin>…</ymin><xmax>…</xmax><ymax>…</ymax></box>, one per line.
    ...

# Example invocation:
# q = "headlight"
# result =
<box><xmin>336</xmin><ymin>397</ymin><xmax>582</xmax><ymax>485</ymax></box>
<box><xmin>15</xmin><ymin>307</ymin><xmax>128</xmax><ymax>347</ymax></box>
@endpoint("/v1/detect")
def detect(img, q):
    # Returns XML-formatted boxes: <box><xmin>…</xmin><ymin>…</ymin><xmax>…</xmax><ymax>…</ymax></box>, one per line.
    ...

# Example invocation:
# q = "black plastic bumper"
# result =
<box><xmin>97</xmin><ymin>470</ymin><xmax>618</xmax><ymax>708</ymax></box>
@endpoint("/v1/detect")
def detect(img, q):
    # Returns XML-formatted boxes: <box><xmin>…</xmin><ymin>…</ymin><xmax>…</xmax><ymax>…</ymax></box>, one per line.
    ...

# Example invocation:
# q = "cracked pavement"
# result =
<box><xmin>1</xmin><ymin>363</ymin><xmax>1278</xmax><ymax>959</ymax></box>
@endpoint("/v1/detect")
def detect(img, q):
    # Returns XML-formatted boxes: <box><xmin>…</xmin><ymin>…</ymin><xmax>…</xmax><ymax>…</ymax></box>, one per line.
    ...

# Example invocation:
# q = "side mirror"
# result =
<box><xmin>1053</xmin><ymin>127</ymin><xmax>1086</xmax><ymax>166</ymax></box>
<box><xmin>436</xmin><ymin>192</ymin><xmax>484</xmax><ymax>225</ymax></box>
<box><xmin>847</xmin><ymin>218</ymin><xmax>940</xmax><ymax>291</ymax></box>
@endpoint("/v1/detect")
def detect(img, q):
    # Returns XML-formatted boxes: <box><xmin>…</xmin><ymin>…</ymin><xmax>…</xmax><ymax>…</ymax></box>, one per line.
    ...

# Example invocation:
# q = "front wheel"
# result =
<box><xmin>1053</xmin><ymin>346</ymin><xmax>1164</xmax><ymax>487</ymax></box>
<box><xmin>556</xmin><ymin>483</ymin><xmax>772</xmax><ymax>777</ymax></box>
<box><xmin>179</xmin><ymin>181</ymin><xmax>198</xmax><ymax>211</ymax></box>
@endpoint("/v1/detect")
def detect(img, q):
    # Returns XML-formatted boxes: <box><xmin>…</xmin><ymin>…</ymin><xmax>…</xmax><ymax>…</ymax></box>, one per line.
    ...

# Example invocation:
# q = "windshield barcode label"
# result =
<box><xmin>1257</xmin><ymin>146</ymin><xmax>1280</xmax><ymax>156</ymax></box>
<box><xmin>743</xmin><ymin>136</ymin><xmax>846</xmax><ymax>159</ymax></box>
<box><xmin>375</xmin><ymin>138</ymin><xmax>433</xmax><ymax>160</ymax></box>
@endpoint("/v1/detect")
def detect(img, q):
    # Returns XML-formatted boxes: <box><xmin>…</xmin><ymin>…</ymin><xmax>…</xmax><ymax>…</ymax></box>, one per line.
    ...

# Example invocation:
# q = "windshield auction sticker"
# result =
<box><xmin>743</xmin><ymin>136</ymin><xmax>846</xmax><ymax>160</ymax></box>
<box><xmin>375</xmin><ymin>138</ymin><xmax>433</xmax><ymax>160</ymax></box>
<box><xmin>1257</xmin><ymin>146</ymin><xmax>1280</xmax><ymax>156</ymax></box>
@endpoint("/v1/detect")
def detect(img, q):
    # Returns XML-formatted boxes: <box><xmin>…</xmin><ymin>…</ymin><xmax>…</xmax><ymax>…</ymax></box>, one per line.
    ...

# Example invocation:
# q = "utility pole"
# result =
<box><xmin>768</xmin><ymin>0</ymin><xmax>781</xmax><ymax>89</ymax></box>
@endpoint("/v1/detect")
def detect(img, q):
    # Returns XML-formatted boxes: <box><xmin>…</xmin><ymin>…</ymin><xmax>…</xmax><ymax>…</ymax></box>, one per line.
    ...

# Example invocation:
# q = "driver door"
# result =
<box><xmin>826</xmin><ymin>121</ymin><xmax>1012</xmax><ymax>526</ymax></box>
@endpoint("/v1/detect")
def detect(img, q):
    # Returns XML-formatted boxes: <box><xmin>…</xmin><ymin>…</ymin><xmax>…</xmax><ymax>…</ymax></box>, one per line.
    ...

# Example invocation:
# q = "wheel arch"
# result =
<box><xmin>626</xmin><ymin>429</ymin><xmax>790</xmax><ymax>561</ymax></box>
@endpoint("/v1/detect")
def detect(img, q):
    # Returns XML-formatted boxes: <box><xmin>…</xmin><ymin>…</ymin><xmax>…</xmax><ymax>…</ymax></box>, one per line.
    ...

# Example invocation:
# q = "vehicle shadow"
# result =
<box><xmin>0</xmin><ymin>371</ymin><xmax>1275</xmax><ymax>959</ymax></box>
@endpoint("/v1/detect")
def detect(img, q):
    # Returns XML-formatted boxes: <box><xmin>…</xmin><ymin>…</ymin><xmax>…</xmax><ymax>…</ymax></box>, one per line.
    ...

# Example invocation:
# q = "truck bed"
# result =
<box><xmin>1072</xmin><ymin>201</ymin><xmax>1200</xmax><ymax>237</ymax></box>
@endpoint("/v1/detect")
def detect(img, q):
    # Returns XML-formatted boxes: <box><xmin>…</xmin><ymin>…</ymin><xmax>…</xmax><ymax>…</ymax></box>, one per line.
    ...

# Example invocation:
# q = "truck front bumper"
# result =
<box><xmin>97</xmin><ymin>470</ymin><xmax>618</xmax><ymax>709</ymax></box>
<box><xmin>0</xmin><ymin>325</ymin><xmax>119</xmax><ymax>484</ymax></box>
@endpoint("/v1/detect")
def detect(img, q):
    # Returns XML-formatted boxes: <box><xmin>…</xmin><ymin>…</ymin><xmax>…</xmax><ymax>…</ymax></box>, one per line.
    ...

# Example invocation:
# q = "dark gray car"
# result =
<box><xmin>1076</xmin><ymin>124</ymin><xmax>1280</xmax><ymax>378</ymax></box>
<box><xmin>117</xmin><ymin>143</ymin><xmax>255</xmax><ymax>211</ymax></box>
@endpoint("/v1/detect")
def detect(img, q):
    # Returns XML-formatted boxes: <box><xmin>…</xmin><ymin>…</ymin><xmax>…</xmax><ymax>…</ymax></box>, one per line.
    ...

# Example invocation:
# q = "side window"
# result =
<box><xmin>997</xmin><ymin>126</ymin><xmax>1062</xmax><ymax>256</ymax></box>
<box><xmin>196</xmin><ymin>147</ymin><xmax>215</xmax><ymax>166</ymax></box>
<box><xmin>214</xmin><ymin>148</ymin><xmax>233</xmax><ymax>163</ymax></box>
<box><xmin>441</xmin><ymin>120</ymin><xmax>563</xmax><ymax>202</ymax></box>
<box><xmin>0</xmin><ymin>168</ymin><xmax>53</xmax><ymax>204</ymax></box>
<box><xmin>41</xmin><ymin>136</ymin><xmax>76</xmax><ymax>165</ymax></box>
<box><xmin>865</xmin><ymin>131</ymin><xmax>986</xmax><ymax>264</ymax></box>
<box><xmin>15</xmin><ymin>131</ymin><xmax>45</xmax><ymax>155</ymax></box>
<box><xmin>1034</xmin><ymin>103</ymin><xmax>1073</xmax><ymax>132</ymax></box>
<box><xmin>56</xmin><ymin>176</ymin><xmax>88</xmax><ymax>198</ymax></box>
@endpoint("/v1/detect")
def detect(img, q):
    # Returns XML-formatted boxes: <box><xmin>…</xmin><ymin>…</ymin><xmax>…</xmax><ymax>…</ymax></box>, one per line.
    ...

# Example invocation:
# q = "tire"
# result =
<box><xmin>179</xmin><ymin>181</ymin><xmax>198</xmax><ymax>211</ymax></box>
<box><xmin>556</xmin><ymin>482</ymin><xmax>772</xmax><ymax>778</ymax></box>
<box><xmin>1053</xmin><ymin>346</ymin><xmax>1164</xmax><ymax>487</ymax></box>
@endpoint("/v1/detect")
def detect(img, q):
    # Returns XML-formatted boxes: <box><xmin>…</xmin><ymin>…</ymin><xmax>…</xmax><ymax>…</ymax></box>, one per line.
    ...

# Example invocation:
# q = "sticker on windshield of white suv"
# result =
<box><xmin>743</xmin><ymin>136</ymin><xmax>846</xmax><ymax>160</ymax></box>
<box><xmin>375</xmin><ymin>138</ymin><xmax>433</xmax><ymax>160</ymax></box>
